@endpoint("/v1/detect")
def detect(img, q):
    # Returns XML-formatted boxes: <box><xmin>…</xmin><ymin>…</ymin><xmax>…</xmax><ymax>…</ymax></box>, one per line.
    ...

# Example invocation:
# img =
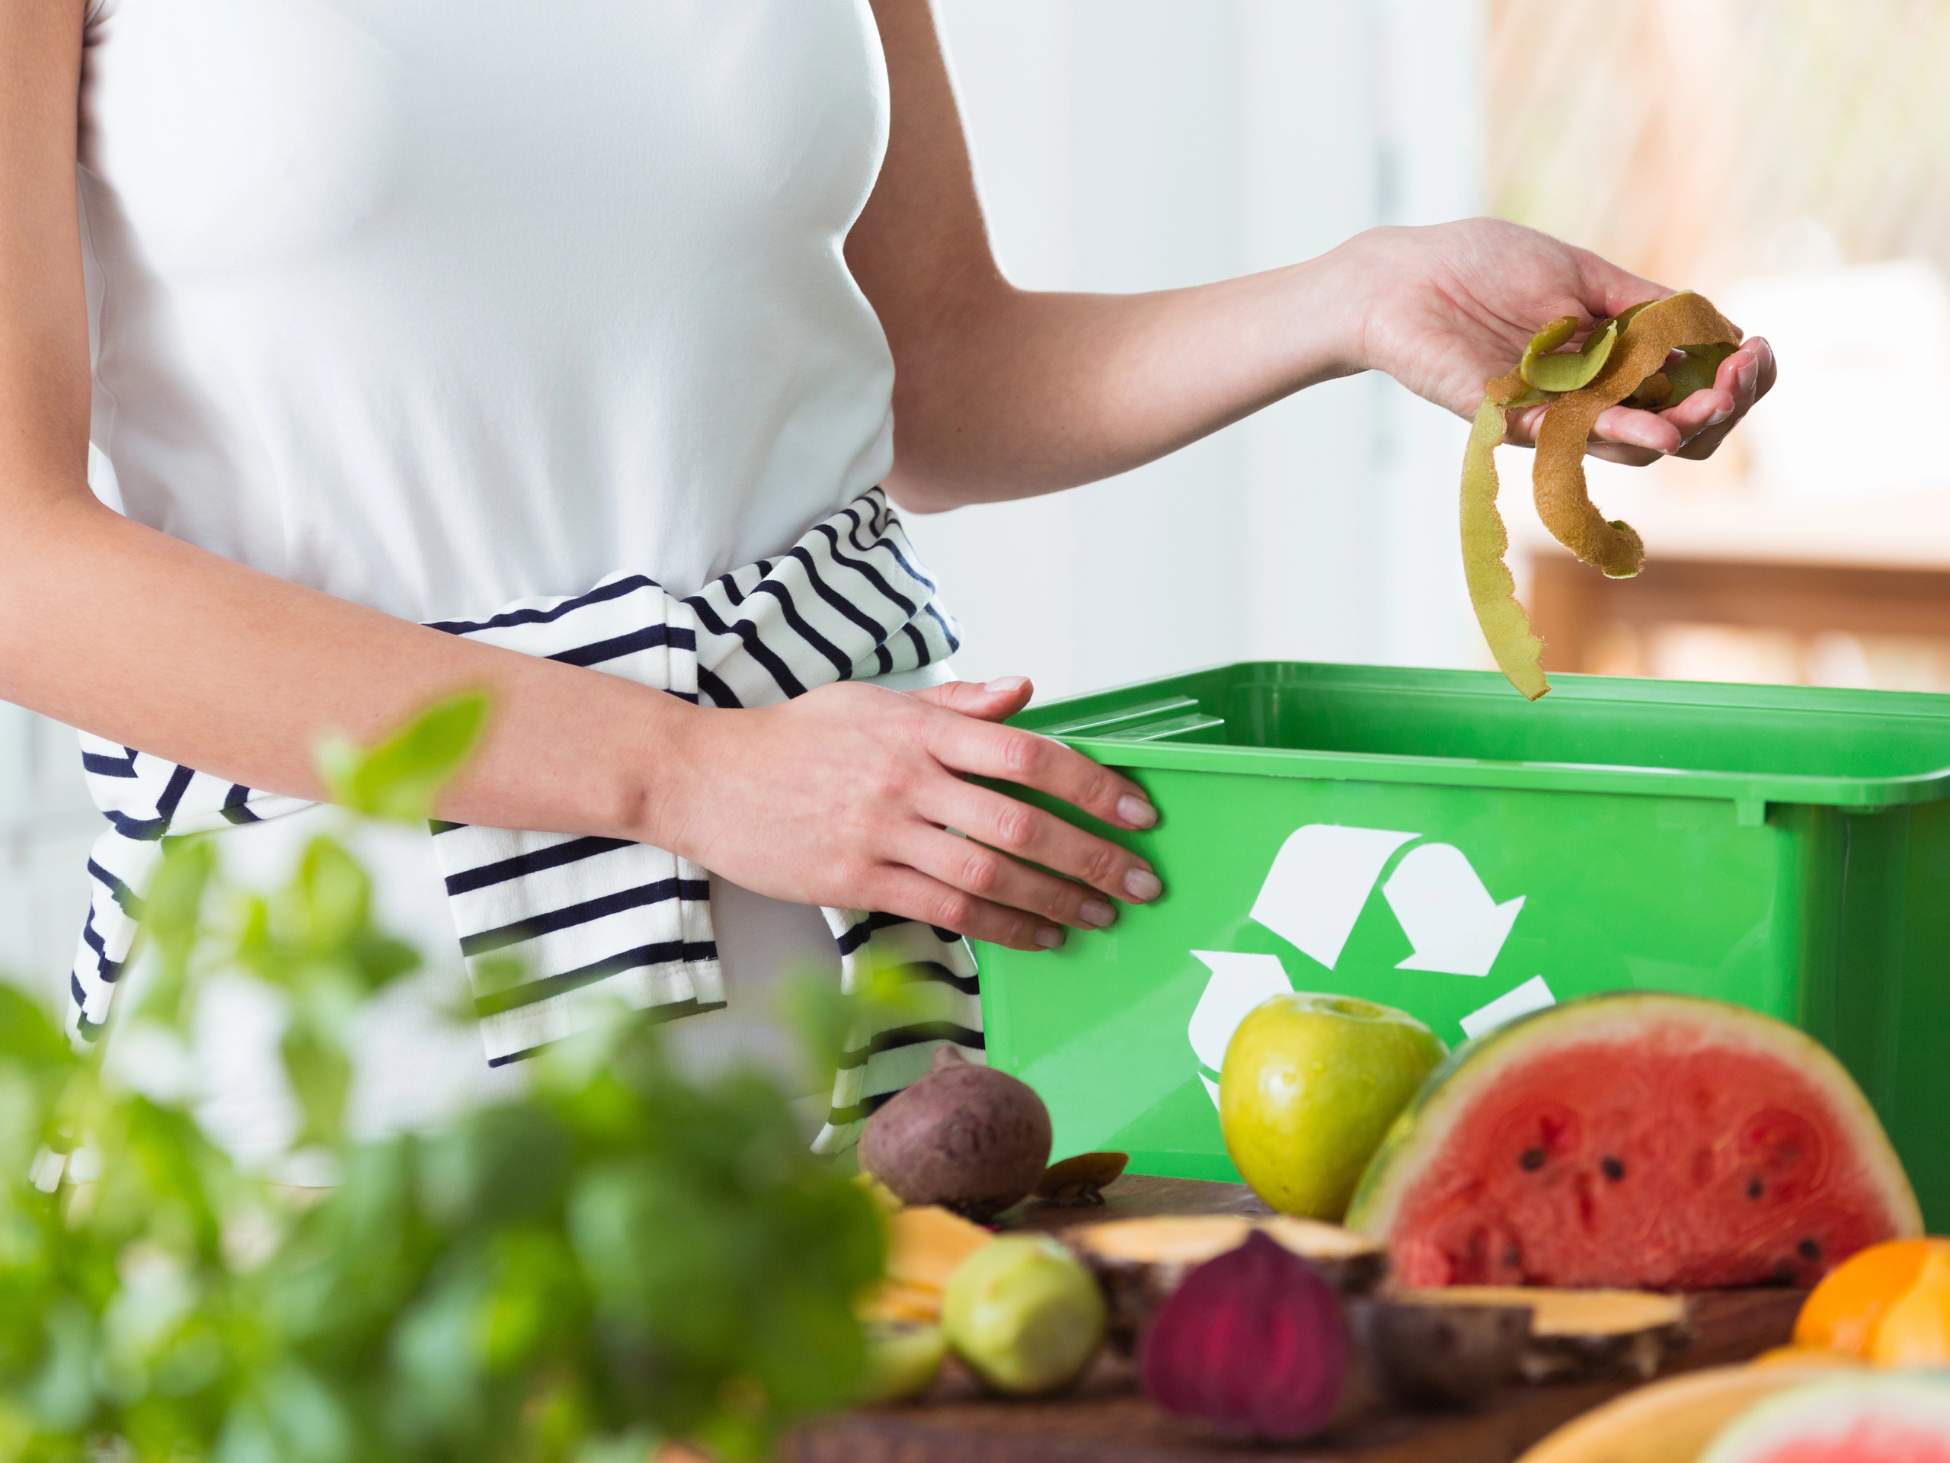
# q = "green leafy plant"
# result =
<box><xmin>0</xmin><ymin>695</ymin><xmax>888</xmax><ymax>1461</ymax></box>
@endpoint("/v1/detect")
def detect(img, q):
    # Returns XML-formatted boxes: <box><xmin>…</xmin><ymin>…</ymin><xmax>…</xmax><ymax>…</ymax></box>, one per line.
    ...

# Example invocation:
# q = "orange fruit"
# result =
<box><xmin>1793</xmin><ymin>1236</ymin><xmax>1950</xmax><ymax>1356</ymax></box>
<box><xmin>1868</xmin><ymin>1250</ymin><xmax>1950</xmax><ymax>1366</ymax></box>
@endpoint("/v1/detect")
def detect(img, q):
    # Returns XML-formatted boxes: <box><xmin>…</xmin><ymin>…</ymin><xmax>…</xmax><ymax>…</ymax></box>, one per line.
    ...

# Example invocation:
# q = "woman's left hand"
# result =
<box><xmin>1345</xmin><ymin>218</ymin><xmax>1776</xmax><ymax>466</ymax></box>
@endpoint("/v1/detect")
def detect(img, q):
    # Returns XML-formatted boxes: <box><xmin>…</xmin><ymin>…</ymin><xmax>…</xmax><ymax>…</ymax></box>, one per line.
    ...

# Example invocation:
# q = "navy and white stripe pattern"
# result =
<box><xmin>70</xmin><ymin>489</ymin><xmax>982</xmax><ymax>1153</ymax></box>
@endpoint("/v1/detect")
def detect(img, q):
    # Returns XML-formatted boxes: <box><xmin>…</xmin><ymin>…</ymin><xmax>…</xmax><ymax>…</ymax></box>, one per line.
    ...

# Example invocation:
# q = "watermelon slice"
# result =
<box><xmin>1698</xmin><ymin>1375</ymin><xmax>1950</xmax><ymax>1463</ymax></box>
<box><xmin>1346</xmin><ymin>993</ymin><xmax>1921</xmax><ymax>1289</ymax></box>
<box><xmin>1519</xmin><ymin>1363</ymin><xmax>1864</xmax><ymax>1463</ymax></box>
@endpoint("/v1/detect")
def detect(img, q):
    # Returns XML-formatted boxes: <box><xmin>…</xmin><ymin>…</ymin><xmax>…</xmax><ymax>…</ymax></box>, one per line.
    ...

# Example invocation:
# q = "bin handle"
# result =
<box><xmin>1037</xmin><ymin>695</ymin><xmax>1225</xmax><ymax>744</ymax></box>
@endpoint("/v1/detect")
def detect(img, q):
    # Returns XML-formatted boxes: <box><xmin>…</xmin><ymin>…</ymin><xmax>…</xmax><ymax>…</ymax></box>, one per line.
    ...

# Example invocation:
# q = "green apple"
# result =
<box><xmin>1220</xmin><ymin>992</ymin><xmax>1444</xmax><ymax>1221</ymax></box>
<box><xmin>858</xmin><ymin>1321</ymin><xmax>948</xmax><ymax>1405</ymax></box>
<box><xmin>942</xmin><ymin>1236</ymin><xmax>1106</xmax><ymax>1396</ymax></box>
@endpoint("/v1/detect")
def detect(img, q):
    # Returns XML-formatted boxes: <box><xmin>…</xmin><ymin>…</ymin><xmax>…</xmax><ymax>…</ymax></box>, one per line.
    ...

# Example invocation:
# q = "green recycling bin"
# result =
<box><xmin>972</xmin><ymin>662</ymin><xmax>1950</xmax><ymax>1227</ymax></box>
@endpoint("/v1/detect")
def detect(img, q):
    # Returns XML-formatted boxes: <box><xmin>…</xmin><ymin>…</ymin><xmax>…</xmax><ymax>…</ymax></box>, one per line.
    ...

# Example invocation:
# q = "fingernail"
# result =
<box><xmin>1737</xmin><ymin>360</ymin><xmax>1758</xmax><ymax>396</ymax></box>
<box><xmin>1124</xmin><ymin>868</ymin><xmax>1163</xmax><ymax>902</ymax></box>
<box><xmin>1117</xmin><ymin>794</ymin><xmax>1158</xmax><ymax>829</ymax></box>
<box><xmin>1080</xmin><ymin>899</ymin><xmax>1116</xmax><ymax>928</ymax></box>
<box><xmin>1706</xmin><ymin>406</ymin><xmax>1732</xmax><ymax>428</ymax></box>
<box><xmin>986</xmin><ymin>676</ymin><xmax>1028</xmax><ymax>694</ymax></box>
<box><xmin>1035</xmin><ymin>925</ymin><xmax>1065</xmax><ymax>948</ymax></box>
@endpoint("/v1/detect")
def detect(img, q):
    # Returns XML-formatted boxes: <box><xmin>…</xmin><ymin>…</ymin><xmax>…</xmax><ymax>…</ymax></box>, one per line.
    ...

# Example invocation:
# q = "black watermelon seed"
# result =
<box><xmin>1600</xmin><ymin>1156</ymin><xmax>1626</xmax><ymax>1182</ymax></box>
<box><xmin>1502</xmin><ymin>1244</ymin><xmax>1522</xmax><ymax>1268</ymax></box>
<box><xmin>1519</xmin><ymin>1147</ymin><xmax>1548</xmax><ymax>1172</ymax></box>
<box><xmin>1768</xmin><ymin>1263</ymin><xmax>1797</xmax><ymax>1286</ymax></box>
<box><xmin>1798</xmin><ymin>1238</ymin><xmax>1822</xmax><ymax>1262</ymax></box>
<box><xmin>1746</xmin><ymin>1176</ymin><xmax>1766</xmax><ymax>1200</ymax></box>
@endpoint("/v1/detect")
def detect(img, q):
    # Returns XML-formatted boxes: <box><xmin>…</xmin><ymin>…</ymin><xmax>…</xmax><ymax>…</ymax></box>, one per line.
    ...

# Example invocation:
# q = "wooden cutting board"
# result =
<box><xmin>784</xmin><ymin>1177</ymin><xmax>1803</xmax><ymax>1463</ymax></box>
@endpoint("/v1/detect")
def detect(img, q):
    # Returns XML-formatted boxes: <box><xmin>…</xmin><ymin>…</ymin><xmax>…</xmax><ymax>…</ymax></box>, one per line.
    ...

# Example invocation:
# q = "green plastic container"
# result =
<box><xmin>974</xmin><ymin>662</ymin><xmax>1950</xmax><ymax>1227</ymax></box>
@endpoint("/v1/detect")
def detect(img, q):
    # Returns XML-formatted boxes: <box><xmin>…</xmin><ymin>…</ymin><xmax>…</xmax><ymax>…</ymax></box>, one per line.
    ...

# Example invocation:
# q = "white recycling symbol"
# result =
<box><xmin>1188</xmin><ymin>824</ymin><xmax>1557</xmax><ymax>1106</ymax></box>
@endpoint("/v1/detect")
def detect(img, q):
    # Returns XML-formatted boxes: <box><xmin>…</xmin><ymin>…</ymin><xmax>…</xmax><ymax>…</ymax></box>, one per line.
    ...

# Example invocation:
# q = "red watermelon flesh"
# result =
<box><xmin>1757</xmin><ymin>1426</ymin><xmax>1950</xmax><ymax>1463</ymax></box>
<box><xmin>1346</xmin><ymin>995</ymin><xmax>1921</xmax><ymax>1291</ymax></box>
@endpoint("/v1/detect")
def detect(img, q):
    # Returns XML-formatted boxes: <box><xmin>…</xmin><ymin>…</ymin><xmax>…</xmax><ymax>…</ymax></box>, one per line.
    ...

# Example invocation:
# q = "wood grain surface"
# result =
<box><xmin>784</xmin><ymin>1177</ymin><xmax>1804</xmax><ymax>1463</ymax></box>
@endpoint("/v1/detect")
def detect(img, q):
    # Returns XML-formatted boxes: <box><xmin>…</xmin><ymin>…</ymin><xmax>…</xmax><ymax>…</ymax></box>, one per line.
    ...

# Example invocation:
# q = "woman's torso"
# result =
<box><xmin>77</xmin><ymin>0</ymin><xmax>897</xmax><ymax>617</ymax></box>
<box><xmin>75</xmin><ymin>0</ymin><xmax>913</xmax><ymax>1160</ymax></box>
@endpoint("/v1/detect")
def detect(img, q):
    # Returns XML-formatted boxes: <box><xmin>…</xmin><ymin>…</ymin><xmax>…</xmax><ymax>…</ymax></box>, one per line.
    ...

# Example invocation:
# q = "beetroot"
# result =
<box><xmin>860</xmin><ymin>1048</ymin><xmax>1052</xmax><ymax>1221</ymax></box>
<box><xmin>1138</xmin><ymin>1232</ymin><xmax>1350</xmax><ymax>1441</ymax></box>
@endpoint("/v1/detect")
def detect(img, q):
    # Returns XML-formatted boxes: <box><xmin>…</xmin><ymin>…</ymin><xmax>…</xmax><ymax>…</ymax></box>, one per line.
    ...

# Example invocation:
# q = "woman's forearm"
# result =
<box><xmin>1</xmin><ymin>489</ymin><xmax>1175</xmax><ymax>955</ymax></box>
<box><xmin>1</xmin><ymin>490</ymin><xmax>687</xmax><ymax>841</ymax></box>
<box><xmin>881</xmin><ymin>246</ymin><xmax>1370</xmax><ymax>510</ymax></box>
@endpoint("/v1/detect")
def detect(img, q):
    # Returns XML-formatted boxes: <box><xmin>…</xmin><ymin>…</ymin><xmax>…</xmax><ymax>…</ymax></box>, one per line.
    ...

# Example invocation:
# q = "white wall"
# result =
<box><xmin>915</xmin><ymin>0</ymin><xmax>1488</xmax><ymax>696</ymax></box>
<box><xmin>0</xmin><ymin>1</ymin><xmax>1489</xmax><ymax>989</ymax></box>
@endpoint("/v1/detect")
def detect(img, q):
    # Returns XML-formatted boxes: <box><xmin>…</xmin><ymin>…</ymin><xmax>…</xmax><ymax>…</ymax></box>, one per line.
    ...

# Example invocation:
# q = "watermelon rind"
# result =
<box><xmin>1345</xmin><ymin>992</ymin><xmax>1922</xmax><ymax>1270</ymax></box>
<box><xmin>1696</xmin><ymin>1373</ymin><xmax>1950</xmax><ymax>1463</ymax></box>
<box><xmin>1516</xmin><ymin>1363</ymin><xmax>1866</xmax><ymax>1463</ymax></box>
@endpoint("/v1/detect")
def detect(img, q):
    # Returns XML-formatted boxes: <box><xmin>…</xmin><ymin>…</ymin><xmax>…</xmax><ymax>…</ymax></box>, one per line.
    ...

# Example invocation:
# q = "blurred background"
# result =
<box><xmin>5</xmin><ymin>0</ymin><xmax>1947</xmax><ymax>984</ymax></box>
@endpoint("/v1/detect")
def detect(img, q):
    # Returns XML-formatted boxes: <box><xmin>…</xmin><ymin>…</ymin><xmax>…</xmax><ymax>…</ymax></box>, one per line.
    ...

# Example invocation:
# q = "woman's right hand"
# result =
<box><xmin>659</xmin><ymin>677</ymin><xmax>1163</xmax><ymax>951</ymax></box>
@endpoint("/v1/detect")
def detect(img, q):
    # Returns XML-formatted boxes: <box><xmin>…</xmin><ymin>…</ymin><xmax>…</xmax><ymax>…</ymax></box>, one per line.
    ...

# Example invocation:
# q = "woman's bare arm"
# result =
<box><xmin>0</xmin><ymin>3</ymin><xmax>1161</xmax><ymax>951</ymax></box>
<box><xmin>850</xmin><ymin>0</ymin><xmax>1775</xmax><ymax>512</ymax></box>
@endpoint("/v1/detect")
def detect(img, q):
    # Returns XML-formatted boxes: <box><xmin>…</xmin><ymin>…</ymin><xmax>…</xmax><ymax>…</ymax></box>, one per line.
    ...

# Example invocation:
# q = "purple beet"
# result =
<box><xmin>859</xmin><ymin>1047</ymin><xmax>1052</xmax><ymax>1221</ymax></box>
<box><xmin>1139</xmin><ymin>1231</ymin><xmax>1350</xmax><ymax>1441</ymax></box>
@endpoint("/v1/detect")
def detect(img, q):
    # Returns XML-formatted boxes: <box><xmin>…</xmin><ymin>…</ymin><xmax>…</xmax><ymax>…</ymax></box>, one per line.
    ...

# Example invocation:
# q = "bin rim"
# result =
<box><xmin>1018</xmin><ymin>660</ymin><xmax>1950</xmax><ymax>812</ymax></box>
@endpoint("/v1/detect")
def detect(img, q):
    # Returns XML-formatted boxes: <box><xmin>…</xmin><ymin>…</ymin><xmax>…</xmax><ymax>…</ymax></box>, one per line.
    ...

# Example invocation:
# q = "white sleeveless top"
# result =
<box><xmin>76</xmin><ymin>0</ymin><xmax>917</xmax><ymax>1167</ymax></box>
<box><xmin>79</xmin><ymin>0</ymin><xmax>896</xmax><ymax>615</ymax></box>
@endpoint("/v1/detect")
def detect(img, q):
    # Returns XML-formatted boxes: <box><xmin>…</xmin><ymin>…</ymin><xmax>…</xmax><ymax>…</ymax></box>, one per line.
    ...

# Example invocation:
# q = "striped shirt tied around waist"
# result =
<box><xmin>70</xmin><ymin>488</ymin><xmax>982</xmax><ymax>1154</ymax></box>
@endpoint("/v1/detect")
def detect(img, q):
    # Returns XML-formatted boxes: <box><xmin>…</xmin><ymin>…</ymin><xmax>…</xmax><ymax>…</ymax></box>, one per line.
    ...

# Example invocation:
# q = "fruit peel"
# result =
<box><xmin>1531</xmin><ymin>291</ymin><xmax>1739</xmax><ymax>579</ymax></box>
<box><xmin>1034</xmin><ymin>1151</ymin><xmax>1129</xmax><ymax>1207</ymax></box>
<box><xmin>1520</xmin><ymin>315</ymin><xmax>1620</xmax><ymax>394</ymax></box>
<box><xmin>1462</xmin><ymin>395</ymin><xmax>1549</xmax><ymax>700</ymax></box>
<box><xmin>1461</xmin><ymin>291</ymin><xmax>1744</xmax><ymax>698</ymax></box>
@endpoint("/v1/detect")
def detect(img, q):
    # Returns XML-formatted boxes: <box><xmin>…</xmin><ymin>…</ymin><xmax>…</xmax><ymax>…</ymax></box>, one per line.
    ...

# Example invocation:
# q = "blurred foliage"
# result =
<box><xmin>0</xmin><ymin>695</ymin><xmax>886</xmax><ymax>1461</ymax></box>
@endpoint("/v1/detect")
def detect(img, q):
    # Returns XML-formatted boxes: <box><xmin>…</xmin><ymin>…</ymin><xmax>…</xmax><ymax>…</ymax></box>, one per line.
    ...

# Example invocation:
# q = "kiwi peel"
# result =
<box><xmin>1520</xmin><ymin>315</ymin><xmax>1619</xmax><ymax>394</ymax></box>
<box><xmin>1462</xmin><ymin>394</ymin><xmax>1549</xmax><ymax>700</ymax></box>
<box><xmin>1463</xmin><ymin>290</ymin><xmax>1742</xmax><ymax>698</ymax></box>
<box><xmin>1034</xmin><ymin>1151</ymin><xmax>1130</xmax><ymax>1207</ymax></box>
